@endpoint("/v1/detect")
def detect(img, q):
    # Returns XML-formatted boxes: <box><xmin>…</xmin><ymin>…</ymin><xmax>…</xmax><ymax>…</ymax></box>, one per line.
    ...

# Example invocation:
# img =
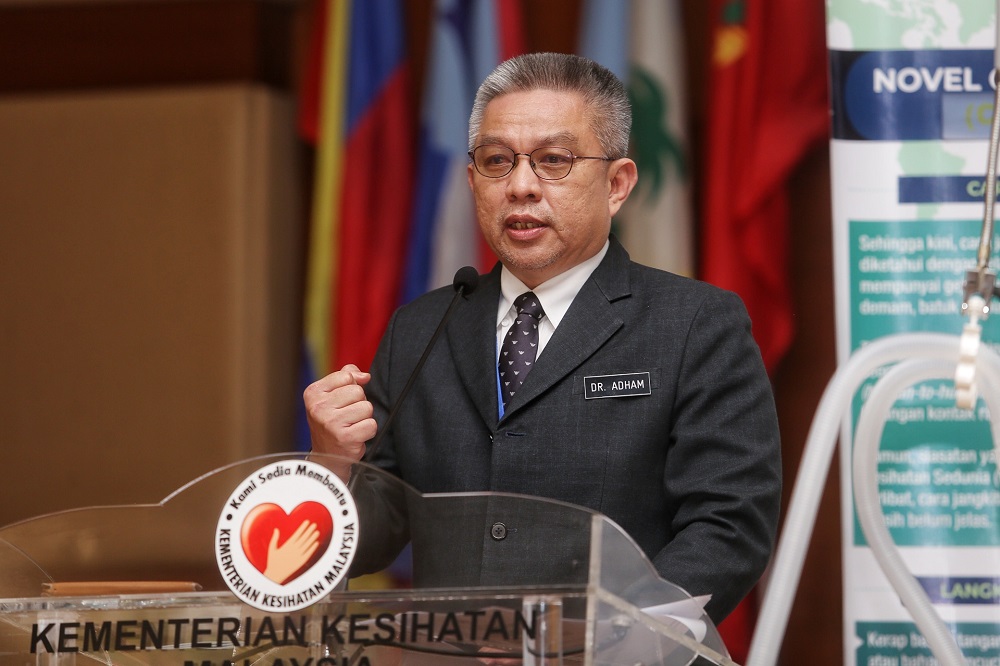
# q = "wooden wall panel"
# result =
<box><xmin>0</xmin><ymin>85</ymin><xmax>304</xmax><ymax>526</ymax></box>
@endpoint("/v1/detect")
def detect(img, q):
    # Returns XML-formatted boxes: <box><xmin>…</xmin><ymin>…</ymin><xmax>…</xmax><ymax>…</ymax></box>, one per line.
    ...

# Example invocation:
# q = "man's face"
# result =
<box><xmin>467</xmin><ymin>89</ymin><xmax>637</xmax><ymax>288</ymax></box>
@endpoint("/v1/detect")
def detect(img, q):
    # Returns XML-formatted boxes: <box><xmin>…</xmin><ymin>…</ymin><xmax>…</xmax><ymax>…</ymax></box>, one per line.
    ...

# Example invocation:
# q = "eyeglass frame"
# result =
<box><xmin>467</xmin><ymin>144</ymin><xmax>615</xmax><ymax>181</ymax></box>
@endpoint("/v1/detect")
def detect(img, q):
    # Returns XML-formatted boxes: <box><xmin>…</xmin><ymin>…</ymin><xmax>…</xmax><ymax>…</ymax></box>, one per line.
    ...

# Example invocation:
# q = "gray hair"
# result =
<box><xmin>468</xmin><ymin>52</ymin><xmax>631</xmax><ymax>159</ymax></box>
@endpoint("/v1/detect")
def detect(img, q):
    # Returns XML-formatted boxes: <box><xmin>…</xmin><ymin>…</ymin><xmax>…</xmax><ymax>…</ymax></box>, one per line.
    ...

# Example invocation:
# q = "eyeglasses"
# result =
<box><xmin>468</xmin><ymin>145</ymin><xmax>613</xmax><ymax>181</ymax></box>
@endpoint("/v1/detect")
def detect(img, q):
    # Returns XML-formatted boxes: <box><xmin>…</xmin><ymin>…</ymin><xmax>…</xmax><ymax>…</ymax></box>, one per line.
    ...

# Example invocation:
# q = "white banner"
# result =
<box><xmin>827</xmin><ymin>2</ymin><xmax>1000</xmax><ymax>664</ymax></box>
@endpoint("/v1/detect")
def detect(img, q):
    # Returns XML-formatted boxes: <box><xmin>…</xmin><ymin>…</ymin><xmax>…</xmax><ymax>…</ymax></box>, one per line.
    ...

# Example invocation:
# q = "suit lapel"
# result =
<box><xmin>502</xmin><ymin>239</ymin><xmax>633</xmax><ymax>419</ymax></box>
<box><xmin>447</xmin><ymin>265</ymin><xmax>503</xmax><ymax>429</ymax></box>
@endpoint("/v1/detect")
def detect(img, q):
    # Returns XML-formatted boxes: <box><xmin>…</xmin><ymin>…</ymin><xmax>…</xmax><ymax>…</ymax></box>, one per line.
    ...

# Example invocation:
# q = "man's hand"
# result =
<box><xmin>304</xmin><ymin>364</ymin><xmax>377</xmax><ymax>480</ymax></box>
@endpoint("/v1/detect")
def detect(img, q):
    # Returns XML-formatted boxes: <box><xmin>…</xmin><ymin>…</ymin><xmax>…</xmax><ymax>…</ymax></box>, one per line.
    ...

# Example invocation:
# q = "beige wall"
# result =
<box><xmin>0</xmin><ymin>85</ymin><xmax>304</xmax><ymax>526</ymax></box>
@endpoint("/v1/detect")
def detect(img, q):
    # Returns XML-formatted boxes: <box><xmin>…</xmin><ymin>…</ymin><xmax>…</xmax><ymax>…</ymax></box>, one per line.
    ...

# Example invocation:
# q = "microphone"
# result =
<box><xmin>361</xmin><ymin>267</ymin><xmax>480</xmax><ymax>464</ymax></box>
<box><xmin>452</xmin><ymin>265</ymin><xmax>479</xmax><ymax>296</ymax></box>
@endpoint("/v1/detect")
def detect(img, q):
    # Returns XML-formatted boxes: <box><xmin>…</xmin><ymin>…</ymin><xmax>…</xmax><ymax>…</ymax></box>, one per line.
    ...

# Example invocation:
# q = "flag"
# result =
<box><xmin>335</xmin><ymin>0</ymin><xmax>414</xmax><ymax>371</ymax></box>
<box><xmin>301</xmin><ymin>0</ymin><xmax>349</xmax><ymax>393</ymax></box>
<box><xmin>701</xmin><ymin>0</ymin><xmax>828</xmax><ymax>658</ymax></box>
<box><xmin>620</xmin><ymin>0</ymin><xmax>693</xmax><ymax>277</ymax></box>
<box><xmin>402</xmin><ymin>0</ymin><xmax>525</xmax><ymax>303</ymax></box>
<box><xmin>578</xmin><ymin>0</ymin><xmax>629</xmax><ymax>80</ymax></box>
<box><xmin>301</xmin><ymin>0</ymin><xmax>415</xmax><ymax>385</ymax></box>
<box><xmin>701</xmin><ymin>0</ymin><xmax>829</xmax><ymax>374</ymax></box>
<box><xmin>579</xmin><ymin>0</ymin><xmax>694</xmax><ymax>277</ymax></box>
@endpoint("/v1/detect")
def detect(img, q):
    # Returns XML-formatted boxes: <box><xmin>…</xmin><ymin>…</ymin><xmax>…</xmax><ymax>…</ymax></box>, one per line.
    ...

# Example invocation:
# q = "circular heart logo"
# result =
<box><xmin>240</xmin><ymin>501</ymin><xmax>333</xmax><ymax>585</ymax></box>
<box><xmin>216</xmin><ymin>460</ymin><xmax>359</xmax><ymax>611</ymax></box>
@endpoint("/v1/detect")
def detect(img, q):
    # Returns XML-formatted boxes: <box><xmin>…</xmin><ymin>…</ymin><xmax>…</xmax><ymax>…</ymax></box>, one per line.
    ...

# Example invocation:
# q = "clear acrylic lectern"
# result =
<box><xmin>0</xmin><ymin>453</ymin><xmax>733</xmax><ymax>665</ymax></box>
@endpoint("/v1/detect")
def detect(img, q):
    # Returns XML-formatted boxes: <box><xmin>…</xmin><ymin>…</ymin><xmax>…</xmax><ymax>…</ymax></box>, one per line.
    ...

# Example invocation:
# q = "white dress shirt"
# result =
<box><xmin>495</xmin><ymin>240</ymin><xmax>610</xmax><ymax>362</ymax></box>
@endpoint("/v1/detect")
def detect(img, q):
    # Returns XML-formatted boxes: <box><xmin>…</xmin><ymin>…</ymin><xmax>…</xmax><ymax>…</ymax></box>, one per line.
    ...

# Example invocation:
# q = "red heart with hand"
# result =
<box><xmin>240</xmin><ymin>502</ymin><xmax>333</xmax><ymax>584</ymax></box>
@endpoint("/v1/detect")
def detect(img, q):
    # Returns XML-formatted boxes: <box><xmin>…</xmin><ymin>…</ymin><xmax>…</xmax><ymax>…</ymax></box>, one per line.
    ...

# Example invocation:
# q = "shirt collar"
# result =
<box><xmin>497</xmin><ymin>240</ymin><xmax>610</xmax><ymax>328</ymax></box>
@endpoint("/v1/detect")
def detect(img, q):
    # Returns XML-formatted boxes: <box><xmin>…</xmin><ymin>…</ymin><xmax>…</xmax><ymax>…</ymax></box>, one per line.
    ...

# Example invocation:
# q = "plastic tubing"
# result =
<box><xmin>747</xmin><ymin>332</ymin><xmax>1000</xmax><ymax>666</ymax></box>
<box><xmin>853</xmin><ymin>357</ymin><xmax>1000</xmax><ymax>666</ymax></box>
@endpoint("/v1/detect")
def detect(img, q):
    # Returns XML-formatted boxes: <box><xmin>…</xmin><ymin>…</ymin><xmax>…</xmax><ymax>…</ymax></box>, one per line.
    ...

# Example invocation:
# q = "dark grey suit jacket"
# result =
<box><xmin>361</xmin><ymin>236</ymin><xmax>781</xmax><ymax>623</ymax></box>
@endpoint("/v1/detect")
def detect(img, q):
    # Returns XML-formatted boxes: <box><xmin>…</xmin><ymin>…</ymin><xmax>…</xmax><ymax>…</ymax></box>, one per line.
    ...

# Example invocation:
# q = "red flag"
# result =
<box><xmin>296</xmin><ymin>0</ymin><xmax>328</xmax><ymax>146</ymax></box>
<box><xmin>701</xmin><ymin>1</ymin><xmax>828</xmax><ymax>660</ymax></box>
<box><xmin>701</xmin><ymin>0</ymin><xmax>829</xmax><ymax>374</ymax></box>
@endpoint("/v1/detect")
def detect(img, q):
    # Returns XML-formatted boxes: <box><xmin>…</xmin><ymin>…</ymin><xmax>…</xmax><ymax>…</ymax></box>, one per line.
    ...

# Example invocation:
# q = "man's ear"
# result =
<box><xmin>607</xmin><ymin>158</ymin><xmax>638</xmax><ymax>217</ymax></box>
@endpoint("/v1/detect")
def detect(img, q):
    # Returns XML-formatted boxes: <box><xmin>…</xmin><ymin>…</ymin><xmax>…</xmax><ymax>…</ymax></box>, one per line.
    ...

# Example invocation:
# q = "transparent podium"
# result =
<box><xmin>0</xmin><ymin>453</ymin><xmax>734</xmax><ymax>665</ymax></box>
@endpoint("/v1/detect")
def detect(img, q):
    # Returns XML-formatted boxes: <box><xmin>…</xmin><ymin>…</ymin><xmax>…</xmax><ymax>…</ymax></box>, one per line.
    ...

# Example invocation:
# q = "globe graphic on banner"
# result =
<box><xmin>828</xmin><ymin>0</ymin><xmax>993</xmax><ymax>50</ymax></box>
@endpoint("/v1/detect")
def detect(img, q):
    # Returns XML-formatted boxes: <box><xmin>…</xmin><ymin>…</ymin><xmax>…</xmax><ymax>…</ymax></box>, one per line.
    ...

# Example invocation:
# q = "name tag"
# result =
<box><xmin>584</xmin><ymin>372</ymin><xmax>652</xmax><ymax>399</ymax></box>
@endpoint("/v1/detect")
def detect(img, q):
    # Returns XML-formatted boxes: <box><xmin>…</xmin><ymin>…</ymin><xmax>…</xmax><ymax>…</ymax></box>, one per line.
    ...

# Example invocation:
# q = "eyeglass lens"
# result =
<box><xmin>473</xmin><ymin>146</ymin><xmax>576</xmax><ymax>180</ymax></box>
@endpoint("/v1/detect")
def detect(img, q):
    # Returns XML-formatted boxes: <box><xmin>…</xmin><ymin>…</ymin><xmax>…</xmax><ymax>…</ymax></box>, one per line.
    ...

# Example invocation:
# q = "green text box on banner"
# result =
<box><xmin>848</xmin><ymin>219</ymin><xmax>1000</xmax><ymax>547</ymax></box>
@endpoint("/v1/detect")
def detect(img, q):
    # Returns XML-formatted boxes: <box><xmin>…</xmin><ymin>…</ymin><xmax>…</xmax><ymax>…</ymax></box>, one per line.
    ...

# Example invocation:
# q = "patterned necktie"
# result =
<box><xmin>499</xmin><ymin>291</ymin><xmax>545</xmax><ymax>410</ymax></box>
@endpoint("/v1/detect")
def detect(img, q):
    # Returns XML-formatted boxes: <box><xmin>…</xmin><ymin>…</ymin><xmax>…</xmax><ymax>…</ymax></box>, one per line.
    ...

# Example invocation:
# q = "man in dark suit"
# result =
<box><xmin>304</xmin><ymin>52</ymin><xmax>781</xmax><ymax>625</ymax></box>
